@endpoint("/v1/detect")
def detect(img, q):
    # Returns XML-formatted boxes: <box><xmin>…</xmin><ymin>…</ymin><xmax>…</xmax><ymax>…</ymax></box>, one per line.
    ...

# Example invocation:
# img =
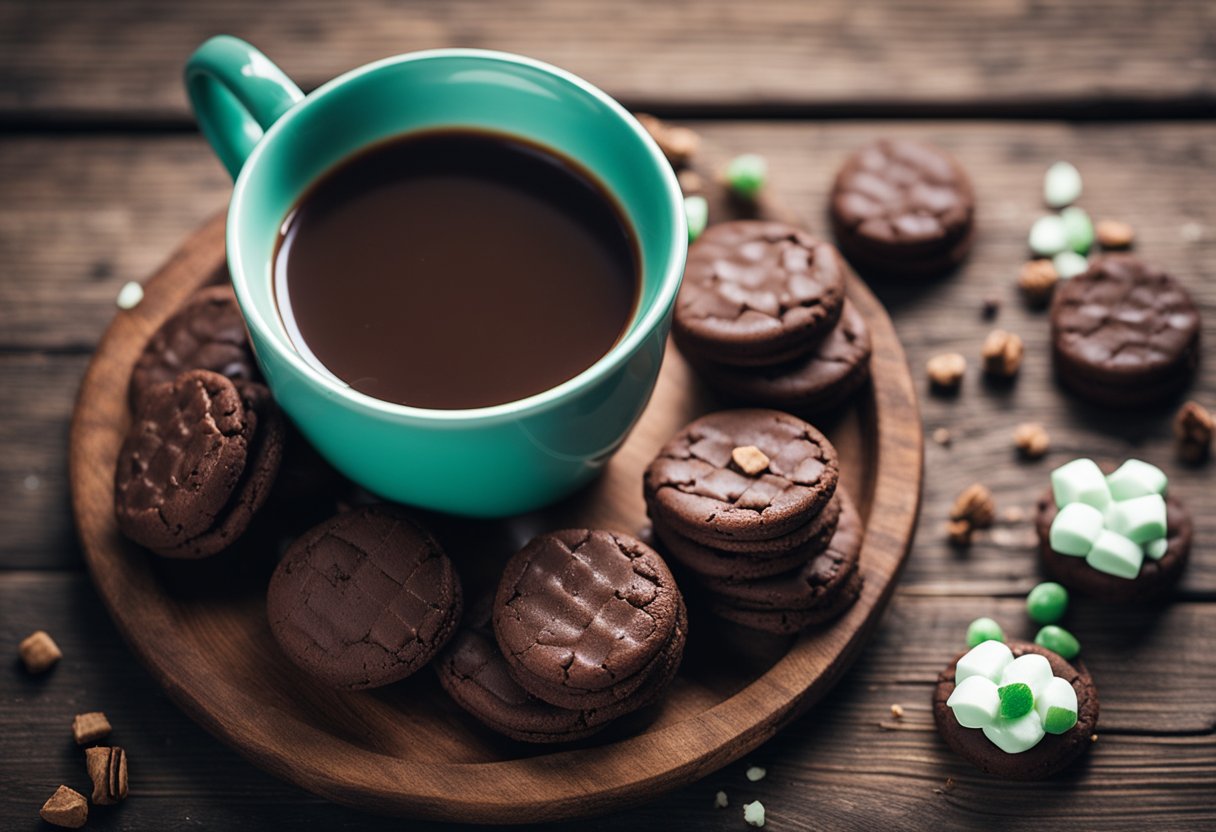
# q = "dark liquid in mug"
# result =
<box><xmin>274</xmin><ymin>129</ymin><xmax>640</xmax><ymax>409</ymax></box>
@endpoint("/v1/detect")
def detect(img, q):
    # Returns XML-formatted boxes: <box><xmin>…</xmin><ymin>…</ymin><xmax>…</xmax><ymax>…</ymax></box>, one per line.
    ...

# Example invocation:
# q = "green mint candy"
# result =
<box><xmin>1035</xmin><ymin>625</ymin><xmax>1081</xmax><ymax>660</ymax></box>
<box><xmin>685</xmin><ymin>195</ymin><xmax>708</xmax><ymax>242</ymax></box>
<box><xmin>1051</xmin><ymin>458</ymin><xmax>1111</xmax><ymax>509</ymax></box>
<box><xmin>998</xmin><ymin>682</ymin><xmax>1034</xmax><ymax>719</ymax></box>
<box><xmin>725</xmin><ymin>154</ymin><xmax>767</xmax><ymax>200</ymax></box>
<box><xmin>966</xmin><ymin>617</ymin><xmax>1005</xmax><ymax>648</ymax></box>
<box><xmin>1044</xmin><ymin>161</ymin><xmax>1082</xmax><ymax>208</ymax></box>
<box><xmin>1044</xmin><ymin>705</ymin><xmax>1079</xmax><ymax>735</ymax></box>
<box><xmin>1026</xmin><ymin>582</ymin><xmax>1069</xmax><ymax>624</ymax></box>
<box><xmin>1029</xmin><ymin>215</ymin><xmax>1068</xmax><ymax>257</ymax></box>
<box><xmin>1086</xmin><ymin>529</ymin><xmax>1144</xmax><ymax>579</ymax></box>
<box><xmin>1107</xmin><ymin>459</ymin><xmax>1168</xmax><ymax>501</ymax></box>
<box><xmin>1053</xmin><ymin>250</ymin><xmax>1089</xmax><ymax>280</ymax></box>
<box><xmin>1061</xmin><ymin>206</ymin><xmax>1094</xmax><ymax>254</ymax></box>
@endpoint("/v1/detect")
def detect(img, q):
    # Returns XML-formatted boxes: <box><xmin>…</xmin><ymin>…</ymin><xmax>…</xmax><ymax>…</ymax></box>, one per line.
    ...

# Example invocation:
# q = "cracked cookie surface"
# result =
<box><xmin>267</xmin><ymin>505</ymin><xmax>462</xmax><ymax>690</ymax></box>
<box><xmin>673</xmin><ymin>221</ymin><xmax>846</xmax><ymax>366</ymax></box>
<box><xmin>644</xmin><ymin>409</ymin><xmax>839</xmax><ymax>543</ymax></box>
<box><xmin>493</xmin><ymin>529</ymin><xmax>683</xmax><ymax>710</ymax></box>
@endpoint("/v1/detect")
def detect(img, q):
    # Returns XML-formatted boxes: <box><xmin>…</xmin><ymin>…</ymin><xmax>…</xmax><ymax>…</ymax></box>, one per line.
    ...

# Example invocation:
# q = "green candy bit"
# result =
<box><xmin>1035</xmin><ymin>625</ymin><xmax>1081</xmax><ymax>660</ymax></box>
<box><xmin>1052</xmin><ymin>250</ymin><xmax>1089</xmax><ymax>280</ymax></box>
<box><xmin>1029</xmin><ymin>215</ymin><xmax>1068</xmax><ymax>257</ymax></box>
<box><xmin>965</xmin><ymin>617</ymin><xmax>1005</xmax><ymax>648</ymax></box>
<box><xmin>725</xmin><ymin>154</ymin><xmax>767</xmax><ymax>200</ymax></box>
<box><xmin>1026</xmin><ymin>581</ymin><xmax>1069</xmax><ymax>624</ymax></box>
<box><xmin>684</xmin><ymin>195</ymin><xmax>708</xmax><ymax>242</ymax></box>
<box><xmin>1044</xmin><ymin>705</ymin><xmax>1079</xmax><ymax>735</ymax></box>
<box><xmin>1044</xmin><ymin>161</ymin><xmax>1082</xmax><ymax>208</ymax></box>
<box><xmin>997</xmin><ymin>682</ymin><xmax>1034</xmax><ymax>719</ymax></box>
<box><xmin>1061</xmin><ymin>206</ymin><xmax>1094</xmax><ymax>254</ymax></box>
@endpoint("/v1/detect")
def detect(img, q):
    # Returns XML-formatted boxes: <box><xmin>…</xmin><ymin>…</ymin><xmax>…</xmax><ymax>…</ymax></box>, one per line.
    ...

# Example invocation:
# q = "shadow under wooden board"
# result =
<box><xmin>68</xmin><ymin>156</ymin><xmax>923</xmax><ymax>822</ymax></box>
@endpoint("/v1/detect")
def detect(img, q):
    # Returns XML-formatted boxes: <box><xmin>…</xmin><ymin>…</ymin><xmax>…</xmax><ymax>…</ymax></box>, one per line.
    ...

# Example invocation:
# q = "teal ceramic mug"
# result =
<box><xmin>184</xmin><ymin>36</ymin><xmax>686</xmax><ymax>517</ymax></box>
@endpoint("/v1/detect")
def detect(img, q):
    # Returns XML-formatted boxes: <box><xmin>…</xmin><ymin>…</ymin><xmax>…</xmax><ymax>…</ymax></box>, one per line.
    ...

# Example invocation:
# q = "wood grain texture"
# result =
<box><xmin>63</xmin><ymin>189</ymin><xmax>920</xmax><ymax>820</ymax></box>
<box><xmin>2</xmin><ymin>0</ymin><xmax>1214</xmax><ymax>119</ymax></box>
<box><xmin>4</xmin><ymin>574</ymin><xmax>1214</xmax><ymax>831</ymax></box>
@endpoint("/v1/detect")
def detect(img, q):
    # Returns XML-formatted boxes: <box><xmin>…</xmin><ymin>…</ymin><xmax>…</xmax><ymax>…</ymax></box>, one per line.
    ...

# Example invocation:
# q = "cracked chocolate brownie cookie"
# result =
<box><xmin>115</xmin><ymin>369</ymin><xmax>282</xmax><ymax>558</ymax></box>
<box><xmin>830</xmin><ymin>139</ymin><xmax>975</xmax><ymax>277</ymax></box>
<box><xmin>493</xmin><ymin>529</ymin><xmax>685</xmax><ymax>712</ymax></box>
<box><xmin>127</xmin><ymin>285</ymin><xmax>259</xmax><ymax>410</ymax></box>
<box><xmin>267</xmin><ymin>505</ymin><xmax>462</xmax><ymax>690</ymax></box>
<box><xmin>673</xmin><ymin>221</ymin><xmax>846</xmax><ymax>366</ymax></box>
<box><xmin>644</xmin><ymin>409</ymin><xmax>839</xmax><ymax>544</ymax></box>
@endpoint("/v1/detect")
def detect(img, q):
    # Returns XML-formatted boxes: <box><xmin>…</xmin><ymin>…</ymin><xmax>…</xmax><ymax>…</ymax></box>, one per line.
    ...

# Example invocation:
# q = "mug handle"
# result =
<box><xmin>184</xmin><ymin>35</ymin><xmax>305</xmax><ymax>180</ymax></box>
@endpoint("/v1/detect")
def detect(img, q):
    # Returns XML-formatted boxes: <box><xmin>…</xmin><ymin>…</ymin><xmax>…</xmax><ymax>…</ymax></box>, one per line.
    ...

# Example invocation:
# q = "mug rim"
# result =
<box><xmin>227</xmin><ymin>47</ymin><xmax>687</xmax><ymax>426</ymax></box>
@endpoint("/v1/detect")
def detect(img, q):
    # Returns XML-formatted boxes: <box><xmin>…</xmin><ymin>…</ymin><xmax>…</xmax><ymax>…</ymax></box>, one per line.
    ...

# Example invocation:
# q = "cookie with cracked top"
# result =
<box><xmin>493</xmin><ymin>529</ymin><xmax>684</xmax><ymax>711</ymax></box>
<box><xmin>1035</xmin><ymin>489</ymin><xmax>1192</xmax><ymax>603</ymax></box>
<box><xmin>1050</xmin><ymin>254</ymin><xmax>1200</xmax><ymax>407</ymax></box>
<box><xmin>830</xmin><ymin>139</ymin><xmax>975</xmax><ymax>277</ymax></box>
<box><xmin>644</xmin><ymin>409</ymin><xmax>839</xmax><ymax>544</ymax></box>
<box><xmin>687</xmin><ymin>299</ymin><xmax>872</xmax><ymax>416</ymax></box>
<box><xmin>673</xmin><ymin>221</ymin><xmax>846</xmax><ymax>366</ymax></box>
<box><xmin>933</xmin><ymin>641</ymin><xmax>1099</xmax><ymax>780</ymax></box>
<box><xmin>267</xmin><ymin>505</ymin><xmax>462</xmax><ymax>690</ymax></box>
<box><xmin>128</xmin><ymin>285</ymin><xmax>259</xmax><ymax>410</ymax></box>
<box><xmin>115</xmin><ymin>370</ymin><xmax>250</xmax><ymax>554</ymax></box>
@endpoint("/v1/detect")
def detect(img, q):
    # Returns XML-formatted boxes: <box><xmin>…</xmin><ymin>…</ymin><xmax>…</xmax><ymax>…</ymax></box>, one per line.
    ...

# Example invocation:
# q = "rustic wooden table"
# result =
<box><xmin>2</xmin><ymin>2</ymin><xmax>1214</xmax><ymax>829</ymax></box>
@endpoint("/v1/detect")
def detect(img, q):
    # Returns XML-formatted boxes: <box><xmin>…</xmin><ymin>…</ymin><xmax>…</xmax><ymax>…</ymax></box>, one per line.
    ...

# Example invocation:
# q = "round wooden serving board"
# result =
<box><xmin>70</xmin><ymin>173</ymin><xmax>922</xmax><ymax>822</ymax></box>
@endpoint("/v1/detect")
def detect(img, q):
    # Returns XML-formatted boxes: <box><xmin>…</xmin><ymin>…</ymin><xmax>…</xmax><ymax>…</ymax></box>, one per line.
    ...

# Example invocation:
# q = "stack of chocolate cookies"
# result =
<box><xmin>437</xmin><ymin>529</ymin><xmax>687</xmax><ymax>743</ymax></box>
<box><xmin>673</xmin><ymin>221</ymin><xmax>872</xmax><ymax>416</ymax></box>
<box><xmin>644</xmin><ymin>410</ymin><xmax>864</xmax><ymax>634</ymax></box>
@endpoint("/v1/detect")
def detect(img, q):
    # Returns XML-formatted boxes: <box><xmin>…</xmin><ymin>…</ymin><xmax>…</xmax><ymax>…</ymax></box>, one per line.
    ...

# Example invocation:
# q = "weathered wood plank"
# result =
<box><xmin>1</xmin><ymin>0</ymin><xmax>1214</xmax><ymax>119</ymax></box>
<box><xmin>2</xmin><ymin>574</ymin><xmax>1213</xmax><ymax>830</ymax></box>
<box><xmin>3</xmin><ymin>124</ymin><xmax>1214</xmax><ymax>597</ymax></box>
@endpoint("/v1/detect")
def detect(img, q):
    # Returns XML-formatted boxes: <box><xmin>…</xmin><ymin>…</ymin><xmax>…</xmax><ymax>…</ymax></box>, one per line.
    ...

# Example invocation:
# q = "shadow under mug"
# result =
<box><xmin>183</xmin><ymin>36</ymin><xmax>686</xmax><ymax>518</ymax></box>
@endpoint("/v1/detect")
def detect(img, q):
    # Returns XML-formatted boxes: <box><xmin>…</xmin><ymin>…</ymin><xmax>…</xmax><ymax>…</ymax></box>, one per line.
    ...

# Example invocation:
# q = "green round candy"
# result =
<box><xmin>965</xmin><ymin>617</ymin><xmax>1005</xmax><ymax>648</ymax></box>
<box><xmin>997</xmin><ymin>682</ymin><xmax>1034</xmax><ymax>719</ymax></box>
<box><xmin>1026</xmin><ymin>581</ymin><xmax>1069</xmax><ymax>624</ymax></box>
<box><xmin>1035</xmin><ymin>625</ymin><xmax>1081</xmax><ymax>660</ymax></box>
<box><xmin>725</xmin><ymin>154</ymin><xmax>767</xmax><ymax>199</ymax></box>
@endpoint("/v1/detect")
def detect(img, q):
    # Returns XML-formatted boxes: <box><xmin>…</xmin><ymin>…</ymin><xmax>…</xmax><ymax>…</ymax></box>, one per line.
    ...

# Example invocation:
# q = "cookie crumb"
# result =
<box><xmin>746</xmin><ymin>765</ymin><xmax>767</xmax><ymax>782</ymax></box>
<box><xmin>743</xmin><ymin>800</ymin><xmax>766</xmax><ymax>827</ymax></box>
<box><xmin>1013</xmin><ymin>422</ymin><xmax>1050</xmax><ymax>459</ymax></box>
<box><xmin>932</xmin><ymin>427</ymin><xmax>952</xmax><ymax>447</ymax></box>
<box><xmin>944</xmin><ymin>777</ymin><xmax>956</xmax><ymax>791</ymax></box>
<box><xmin>19</xmin><ymin>630</ymin><xmax>62</xmax><ymax>674</ymax></box>
<box><xmin>634</xmin><ymin>113</ymin><xmax>700</xmax><ymax>168</ymax></box>
<box><xmin>39</xmin><ymin>786</ymin><xmax>87</xmax><ymax>829</ymax></box>
<box><xmin>927</xmin><ymin>352</ymin><xmax>966</xmax><ymax>392</ymax></box>
<box><xmin>1095</xmin><ymin>219</ymin><xmax>1134</xmax><ymax>249</ymax></box>
<box><xmin>73</xmin><ymin>712</ymin><xmax>112</xmax><ymax>745</ymax></box>
<box><xmin>1174</xmin><ymin>401</ymin><xmax>1212</xmax><ymax>464</ymax></box>
<box><xmin>1017</xmin><ymin>259</ymin><xmax>1058</xmax><ymax>308</ymax></box>
<box><xmin>981</xmin><ymin>296</ymin><xmax>1001</xmax><ymax>320</ymax></box>
<box><xmin>1090</xmin><ymin>733</ymin><xmax>1099</xmax><ymax>743</ymax></box>
<box><xmin>890</xmin><ymin>704</ymin><xmax>904</xmax><ymax>718</ymax></box>
<box><xmin>714</xmin><ymin>790</ymin><xmax>729</xmax><ymax>809</ymax></box>
<box><xmin>948</xmin><ymin>483</ymin><xmax>995</xmax><ymax>545</ymax></box>
<box><xmin>732</xmin><ymin>445</ymin><xmax>771</xmax><ymax>476</ymax></box>
<box><xmin>981</xmin><ymin>330</ymin><xmax>1023</xmax><ymax>378</ymax></box>
<box><xmin>86</xmin><ymin>746</ymin><xmax>128</xmax><ymax>805</ymax></box>
<box><xmin>116</xmin><ymin>281</ymin><xmax>144</xmax><ymax>310</ymax></box>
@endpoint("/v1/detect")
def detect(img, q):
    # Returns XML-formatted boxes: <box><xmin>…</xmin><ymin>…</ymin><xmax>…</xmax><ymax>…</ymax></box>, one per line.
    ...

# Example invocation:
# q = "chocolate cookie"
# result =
<box><xmin>705</xmin><ymin>492</ymin><xmax>865</xmax><ymax>634</ymax></box>
<box><xmin>830</xmin><ymin>139</ymin><xmax>975</xmax><ymax>277</ymax></box>
<box><xmin>652</xmin><ymin>495</ymin><xmax>841</xmax><ymax>581</ymax></box>
<box><xmin>1035</xmin><ymin>490</ymin><xmax>1192</xmax><ymax>603</ymax></box>
<box><xmin>933</xmin><ymin>641</ymin><xmax>1099</xmax><ymax>780</ymax></box>
<box><xmin>673</xmin><ymin>222</ymin><xmax>846</xmax><ymax>366</ymax></box>
<box><xmin>687</xmin><ymin>300</ymin><xmax>872</xmax><ymax>415</ymax></box>
<box><xmin>493</xmin><ymin>530</ymin><xmax>684</xmax><ymax>710</ymax></box>
<box><xmin>128</xmin><ymin>285</ymin><xmax>259</xmax><ymax>410</ymax></box>
<box><xmin>436</xmin><ymin>598</ymin><xmax>611</xmax><ymax>743</ymax></box>
<box><xmin>1051</xmin><ymin>255</ymin><xmax>1200</xmax><ymax>407</ymax></box>
<box><xmin>644</xmin><ymin>409</ymin><xmax>839</xmax><ymax>543</ymax></box>
<box><xmin>115</xmin><ymin>370</ymin><xmax>249</xmax><ymax>555</ymax></box>
<box><xmin>267</xmin><ymin>505</ymin><xmax>462</xmax><ymax>689</ymax></box>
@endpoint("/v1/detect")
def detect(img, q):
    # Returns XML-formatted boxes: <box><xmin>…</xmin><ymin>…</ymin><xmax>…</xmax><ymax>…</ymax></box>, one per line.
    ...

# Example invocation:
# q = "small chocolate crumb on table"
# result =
<box><xmin>2</xmin><ymin>2</ymin><xmax>1215</xmax><ymax>829</ymax></box>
